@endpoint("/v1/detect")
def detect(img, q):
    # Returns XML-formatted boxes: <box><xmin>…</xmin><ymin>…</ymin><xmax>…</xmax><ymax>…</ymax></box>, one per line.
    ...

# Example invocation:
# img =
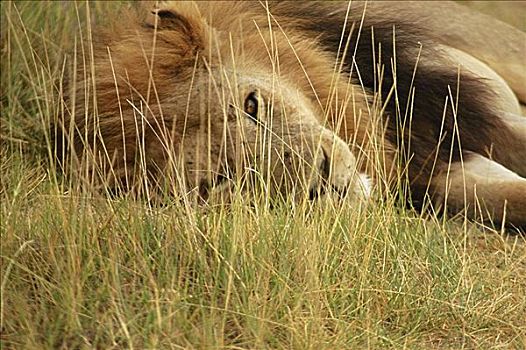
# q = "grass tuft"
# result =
<box><xmin>1</xmin><ymin>2</ymin><xmax>525</xmax><ymax>349</ymax></box>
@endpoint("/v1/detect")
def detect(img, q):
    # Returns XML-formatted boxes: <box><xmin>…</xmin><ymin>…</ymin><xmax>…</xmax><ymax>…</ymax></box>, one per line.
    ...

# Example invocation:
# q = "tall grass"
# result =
<box><xmin>1</xmin><ymin>2</ymin><xmax>525</xmax><ymax>349</ymax></box>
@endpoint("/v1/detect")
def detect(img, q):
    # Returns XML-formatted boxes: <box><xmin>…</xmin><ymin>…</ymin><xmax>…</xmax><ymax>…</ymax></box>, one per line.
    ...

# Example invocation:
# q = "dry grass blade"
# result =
<box><xmin>1</xmin><ymin>2</ymin><xmax>525</xmax><ymax>350</ymax></box>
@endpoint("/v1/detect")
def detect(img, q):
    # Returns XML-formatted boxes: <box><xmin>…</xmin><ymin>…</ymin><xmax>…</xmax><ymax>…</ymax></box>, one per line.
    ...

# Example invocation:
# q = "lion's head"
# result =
<box><xmin>59</xmin><ymin>2</ymin><xmax>370</xmax><ymax>202</ymax></box>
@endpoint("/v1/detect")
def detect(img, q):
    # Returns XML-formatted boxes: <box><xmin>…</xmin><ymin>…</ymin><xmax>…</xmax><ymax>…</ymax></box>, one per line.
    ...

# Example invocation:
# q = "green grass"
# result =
<box><xmin>1</xmin><ymin>2</ymin><xmax>526</xmax><ymax>349</ymax></box>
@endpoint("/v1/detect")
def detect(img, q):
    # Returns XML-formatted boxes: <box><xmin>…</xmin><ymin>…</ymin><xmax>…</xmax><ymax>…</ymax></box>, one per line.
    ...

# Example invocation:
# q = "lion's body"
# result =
<box><xmin>57</xmin><ymin>1</ymin><xmax>526</xmax><ymax>229</ymax></box>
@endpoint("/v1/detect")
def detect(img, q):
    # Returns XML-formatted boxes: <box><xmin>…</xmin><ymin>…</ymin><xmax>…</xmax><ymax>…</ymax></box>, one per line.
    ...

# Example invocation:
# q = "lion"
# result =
<box><xmin>55</xmin><ymin>1</ymin><xmax>526</xmax><ymax>229</ymax></box>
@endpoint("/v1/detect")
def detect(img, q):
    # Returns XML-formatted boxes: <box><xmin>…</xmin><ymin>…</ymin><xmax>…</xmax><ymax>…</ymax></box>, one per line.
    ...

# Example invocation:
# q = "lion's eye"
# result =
<box><xmin>244</xmin><ymin>92</ymin><xmax>259</xmax><ymax>122</ymax></box>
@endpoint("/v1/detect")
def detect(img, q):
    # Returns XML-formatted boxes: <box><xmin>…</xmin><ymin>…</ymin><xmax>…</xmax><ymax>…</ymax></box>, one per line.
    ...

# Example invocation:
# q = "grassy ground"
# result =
<box><xmin>1</xmin><ymin>2</ymin><xmax>526</xmax><ymax>349</ymax></box>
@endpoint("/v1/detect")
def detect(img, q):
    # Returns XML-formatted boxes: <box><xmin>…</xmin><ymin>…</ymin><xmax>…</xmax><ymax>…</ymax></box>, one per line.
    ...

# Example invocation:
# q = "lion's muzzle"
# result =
<box><xmin>307</xmin><ymin>128</ymin><xmax>371</xmax><ymax>201</ymax></box>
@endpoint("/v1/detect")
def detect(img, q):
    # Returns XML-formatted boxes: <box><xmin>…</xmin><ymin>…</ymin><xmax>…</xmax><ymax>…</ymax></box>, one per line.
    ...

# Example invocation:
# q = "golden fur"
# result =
<box><xmin>56</xmin><ymin>1</ymin><xmax>526</xmax><ymax>229</ymax></box>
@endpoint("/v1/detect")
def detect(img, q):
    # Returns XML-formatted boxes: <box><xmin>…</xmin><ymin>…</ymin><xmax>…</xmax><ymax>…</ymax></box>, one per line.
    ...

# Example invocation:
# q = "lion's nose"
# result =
<box><xmin>309</xmin><ymin>149</ymin><xmax>344</xmax><ymax>199</ymax></box>
<box><xmin>320</xmin><ymin>136</ymin><xmax>355</xmax><ymax>190</ymax></box>
<box><xmin>309</xmin><ymin>147</ymin><xmax>349</xmax><ymax>199</ymax></box>
<box><xmin>309</xmin><ymin>131</ymin><xmax>371</xmax><ymax>200</ymax></box>
<box><xmin>319</xmin><ymin>148</ymin><xmax>332</xmax><ymax>182</ymax></box>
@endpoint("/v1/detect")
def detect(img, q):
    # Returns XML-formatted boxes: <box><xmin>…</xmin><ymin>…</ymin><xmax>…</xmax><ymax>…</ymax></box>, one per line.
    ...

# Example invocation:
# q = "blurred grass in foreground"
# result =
<box><xmin>1</xmin><ymin>2</ymin><xmax>525</xmax><ymax>349</ymax></box>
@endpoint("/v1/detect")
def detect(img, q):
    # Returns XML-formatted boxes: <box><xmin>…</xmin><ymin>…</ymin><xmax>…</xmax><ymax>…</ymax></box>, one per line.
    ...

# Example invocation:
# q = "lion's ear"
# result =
<box><xmin>147</xmin><ymin>4</ymin><xmax>207</xmax><ymax>53</ymax></box>
<box><xmin>154</xmin><ymin>8</ymin><xmax>193</xmax><ymax>31</ymax></box>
